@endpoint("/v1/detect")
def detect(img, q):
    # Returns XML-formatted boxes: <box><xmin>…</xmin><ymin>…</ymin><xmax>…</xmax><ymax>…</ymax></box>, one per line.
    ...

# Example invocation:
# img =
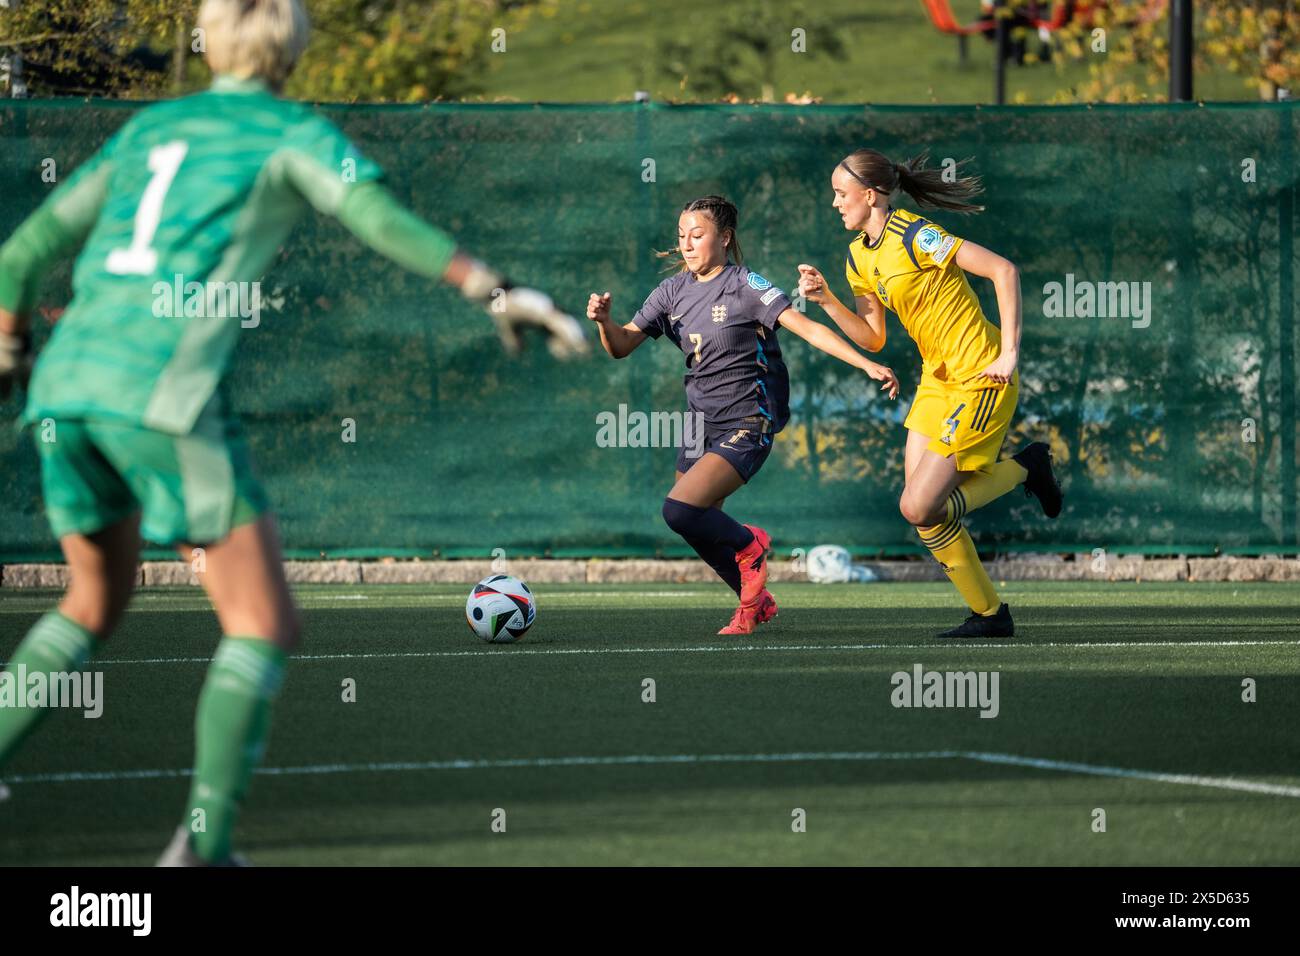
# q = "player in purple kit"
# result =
<box><xmin>587</xmin><ymin>196</ymin><xmax>899</xmax><ymax>634</ymax></box>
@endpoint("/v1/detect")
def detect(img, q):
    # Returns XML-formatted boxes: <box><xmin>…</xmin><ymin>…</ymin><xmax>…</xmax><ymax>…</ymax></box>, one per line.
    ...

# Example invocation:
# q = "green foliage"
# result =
<box><xmin>1047</xmin><ymin>0</ymin><xmax>1300</xmax><ymax>103</ymax></box>
<box><xmin>654</xmin><ymin>0</ymin><xmax>846</xmax><ymax>102</ymax></box>
<box><xmin>0</xmin><ymin>0</ymin><xmax>558</xmax><ymax>101</ymax></box>
<box><xmin>288</xmin><ymin>0</ymin><xmax>559</xmax><ymax>103</ymax></box>
<box><xmin>0</xmin><ymin>0</ymin><xmax>195</xmax><ymax>97</ymax></box>
<box><xmin>0</xmin><ymin>0</ymin><xmax>1277</xmax><ymax>104</ymax></box>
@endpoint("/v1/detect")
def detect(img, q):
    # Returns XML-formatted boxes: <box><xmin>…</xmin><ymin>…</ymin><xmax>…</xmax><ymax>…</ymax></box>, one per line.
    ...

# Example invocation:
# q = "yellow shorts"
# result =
<box><xmin>904</xmin><ymin>370</ymin><xmax>1018</xmax><ymax>472</ymax></box>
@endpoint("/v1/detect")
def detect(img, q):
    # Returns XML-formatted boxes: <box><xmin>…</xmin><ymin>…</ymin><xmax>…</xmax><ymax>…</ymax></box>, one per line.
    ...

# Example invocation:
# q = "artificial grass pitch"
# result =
<box><xmin>1</xmin><ymin>581</ymin><xmax>1297</xmax><ymax>866</ymax></box>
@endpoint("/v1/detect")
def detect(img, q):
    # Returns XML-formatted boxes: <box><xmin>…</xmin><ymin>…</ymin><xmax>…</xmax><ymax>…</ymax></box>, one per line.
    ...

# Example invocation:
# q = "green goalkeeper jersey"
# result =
<box><xmin>0</xmin><ymin>75</ymin><xmax>457</xmax><ymax>434</ymax></box>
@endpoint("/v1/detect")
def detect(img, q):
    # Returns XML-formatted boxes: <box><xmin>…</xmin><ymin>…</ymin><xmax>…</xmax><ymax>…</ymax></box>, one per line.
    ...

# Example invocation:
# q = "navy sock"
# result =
<box><xmin>682</xmin><ymin>533</ymin><xmax>742</xmax><ymax>595</ymax></box>
<box><xmin>662</xmin><ymin>498</ymin><xmax>754</xmax><ymax>551</ymax></box>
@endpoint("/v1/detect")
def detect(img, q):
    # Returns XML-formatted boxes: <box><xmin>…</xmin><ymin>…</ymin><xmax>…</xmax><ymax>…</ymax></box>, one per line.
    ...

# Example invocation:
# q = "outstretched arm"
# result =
<box><xmin>333</xmin><ymin>180</ymin><xmax>460</xmax><ymax>283</ymax></box>
<box><xmin>330</xmin><ymin>181</ymin><xmax>587</xmax><ymax>359</ymax></box>
<box><xmin>956</xmin><ymin>240</ymin><xmax>1020</xmax><ymax>384</ymax></box>
<box><xmin>778</xmin><ymin>308</ymin><xmax>898</xmax><ymax>399</ymax></box>
<box><xmin>280</xmin><ymin>111</ymin><xmax>588</xmax><ymax>358</ymax></box>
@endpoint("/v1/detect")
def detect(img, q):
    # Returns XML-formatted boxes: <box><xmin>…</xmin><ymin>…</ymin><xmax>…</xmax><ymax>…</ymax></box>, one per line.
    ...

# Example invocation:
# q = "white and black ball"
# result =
<box><xmin>466</xmin><ymin>574</ymin><xmax>536</xmax><ymax>643</ymax></box>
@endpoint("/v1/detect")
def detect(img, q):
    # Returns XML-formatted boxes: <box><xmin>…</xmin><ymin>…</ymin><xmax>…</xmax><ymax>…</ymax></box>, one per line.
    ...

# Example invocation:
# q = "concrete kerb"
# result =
<box><xmin>3</xmin><ymin>556</ymin><xmax>1299</xmax><ymax>587</ymax></box>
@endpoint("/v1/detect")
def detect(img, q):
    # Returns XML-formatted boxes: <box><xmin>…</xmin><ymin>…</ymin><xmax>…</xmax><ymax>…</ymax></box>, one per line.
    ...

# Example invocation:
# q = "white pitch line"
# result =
<box><xmin>4</xmin><ymin>751</ymin><xmax>958</xmax><ymax>784</ymax></box>
<box><xmin>0</xmin><ymin>590</ymin><xmax>717</xmax><ymax>609</ymax></box>
<box><xmin>961</xmin><ymin>752</ymin><xmax>1300</xmax><ymax>799</ymax></box>
<box><xmin>7</xmin><ymin>749</ymin><xmax>1299</xmax><ymax>799</ymax></box>
<box><xmin>16</xmin><ymin>637</ymin><xmax>1298</xmax><ymax>667</ymax></box>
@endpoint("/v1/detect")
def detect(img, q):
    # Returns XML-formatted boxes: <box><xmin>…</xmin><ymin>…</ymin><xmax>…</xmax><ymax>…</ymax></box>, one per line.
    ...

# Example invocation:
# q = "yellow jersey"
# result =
<box><xmin>845</xmin><ymin>207</ymin><xmax>1001</xmax><ymax>386</ymax></box>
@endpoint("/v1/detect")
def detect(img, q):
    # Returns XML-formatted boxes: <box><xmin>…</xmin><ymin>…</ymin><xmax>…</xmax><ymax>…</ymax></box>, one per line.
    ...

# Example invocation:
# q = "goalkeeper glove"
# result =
<box><xmin>460</xmin><ymin>260</ymin><xmax>589</xmax><ymax>361</ymax></box>
<box><xmin>0</xmin><ymin>330</ymin><xmax>32</xmax><ymax>401</ymax></box>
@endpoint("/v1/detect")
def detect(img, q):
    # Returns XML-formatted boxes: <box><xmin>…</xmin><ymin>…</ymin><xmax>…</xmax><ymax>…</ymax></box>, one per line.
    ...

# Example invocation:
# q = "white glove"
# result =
<box><xmin>461</xmin><ymin>260</ymin><xmax>589</xmax><ymax>361</ymax></box>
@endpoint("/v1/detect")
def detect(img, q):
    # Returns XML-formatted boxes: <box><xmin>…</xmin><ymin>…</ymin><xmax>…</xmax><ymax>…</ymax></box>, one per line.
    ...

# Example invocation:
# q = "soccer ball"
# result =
<box><xmin>465</xmin><ymin>574</ymin><xmax>536</xmax><ymax>643</ymax></box>
<box><xmin>805</xmin><ymin>544</ymin><xmax>878</xmax><ymax>584</ymax></box>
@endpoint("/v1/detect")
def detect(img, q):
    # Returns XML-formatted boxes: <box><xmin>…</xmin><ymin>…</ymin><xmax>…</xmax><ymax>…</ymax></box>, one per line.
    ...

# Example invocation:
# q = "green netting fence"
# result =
<box><xmin>1</xmin><ymin>100</ymin><xmax>1297</xmax><ymax>560</ymax></box>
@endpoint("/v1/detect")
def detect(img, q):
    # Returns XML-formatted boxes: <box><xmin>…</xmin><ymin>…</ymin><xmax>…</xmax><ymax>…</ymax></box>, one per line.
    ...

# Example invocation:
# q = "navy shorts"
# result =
<box><xmin>676</xmin><ymin>418</ymin><xmax>774</xmax><ymax>483</ymax></box>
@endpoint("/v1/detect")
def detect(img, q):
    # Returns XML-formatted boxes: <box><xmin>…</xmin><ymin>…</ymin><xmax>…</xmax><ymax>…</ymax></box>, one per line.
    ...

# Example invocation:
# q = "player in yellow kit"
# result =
<box><xmin>798</xmin><ymin>148</ymin><xmax>1061</xmax><ymax>638</ymax></box>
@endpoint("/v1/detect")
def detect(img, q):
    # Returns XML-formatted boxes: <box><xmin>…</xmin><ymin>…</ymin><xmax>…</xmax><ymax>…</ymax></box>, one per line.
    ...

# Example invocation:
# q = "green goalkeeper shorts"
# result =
<box><xmin>34</xmin><ymin>403</ymin><xmax>269</xmax><ymax>547</ymax></box>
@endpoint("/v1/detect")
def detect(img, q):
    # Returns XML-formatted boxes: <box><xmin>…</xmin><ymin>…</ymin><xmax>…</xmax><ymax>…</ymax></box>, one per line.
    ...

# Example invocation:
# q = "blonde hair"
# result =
<box><xmin>198</xmin><ymin>0</ymin><xmax>311</xmax><ymax>89</ymax></box>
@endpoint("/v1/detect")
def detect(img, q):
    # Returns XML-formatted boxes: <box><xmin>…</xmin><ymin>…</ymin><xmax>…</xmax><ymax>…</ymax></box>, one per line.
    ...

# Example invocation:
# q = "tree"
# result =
<box><xmin>0</xmin><ymin>0</ymin><xmax>189</xmax><ymax>97</ymax></box>
<box><xmin>289</xmin><ymin>0</ymin><xmax>558</xmax><ymax>103</ymax></box>
<box><xmin>0</xmin><ymin>0</ymin><xmax>557</xmax><ymax>101</ymax></box>
<box><xmin>1049</xmin><ymin>0</ymin><xmax>1300</xmax><ymax>102</ymax></box>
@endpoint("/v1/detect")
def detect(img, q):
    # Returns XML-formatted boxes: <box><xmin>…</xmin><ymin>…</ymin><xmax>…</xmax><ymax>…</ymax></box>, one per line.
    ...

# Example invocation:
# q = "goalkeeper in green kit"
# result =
<box><xmin>0</xmin><ymin>0</ymin><xmax>587</xmax><ymax>864</ymax></box>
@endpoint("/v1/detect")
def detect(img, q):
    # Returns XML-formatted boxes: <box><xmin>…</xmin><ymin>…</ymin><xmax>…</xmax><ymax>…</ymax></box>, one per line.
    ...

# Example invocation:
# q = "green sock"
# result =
<box><xmin>0</xmin><ymin>611</ymin><xmax>98</xmax><ymax>768</ymax></box>
<box><xmin>186</xmin><ymin>637</ymin><xmax>286</xmax><ymax>863</ymax></box>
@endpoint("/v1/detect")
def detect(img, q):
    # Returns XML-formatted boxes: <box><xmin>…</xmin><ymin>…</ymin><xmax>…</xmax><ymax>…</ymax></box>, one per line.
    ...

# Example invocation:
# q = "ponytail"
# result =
<box><xmin>840</xmin><ymin>148</ymin><xmax>985</xmax><ymax>214</ymax></box>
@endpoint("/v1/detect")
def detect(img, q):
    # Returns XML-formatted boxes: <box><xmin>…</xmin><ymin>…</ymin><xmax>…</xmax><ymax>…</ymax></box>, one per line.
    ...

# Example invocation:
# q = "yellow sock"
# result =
<box><xmin>917</xmin><ymin>520</ymin><xmax>999</xmax><ymax>615</ymax></box>
<box><xmin>945</xmin><ymin>459</ymin><xmax>1028</xmax><ymax>522</ymax></box>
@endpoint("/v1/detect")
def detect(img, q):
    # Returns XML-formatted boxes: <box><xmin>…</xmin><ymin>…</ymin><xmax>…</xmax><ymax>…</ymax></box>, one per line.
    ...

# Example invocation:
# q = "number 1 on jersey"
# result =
<box><xmin>105</xmin><ymin>141</ymin><xmax>188</xmax><ymax>276</ymax></box>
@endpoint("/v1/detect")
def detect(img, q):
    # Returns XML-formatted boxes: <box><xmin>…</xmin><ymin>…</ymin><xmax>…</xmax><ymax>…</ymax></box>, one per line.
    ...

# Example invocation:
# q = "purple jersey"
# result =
<box><xmin>632</xmin><ymin>264</ymin><xmax>791</xmax><ymax>431</ymax></box>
